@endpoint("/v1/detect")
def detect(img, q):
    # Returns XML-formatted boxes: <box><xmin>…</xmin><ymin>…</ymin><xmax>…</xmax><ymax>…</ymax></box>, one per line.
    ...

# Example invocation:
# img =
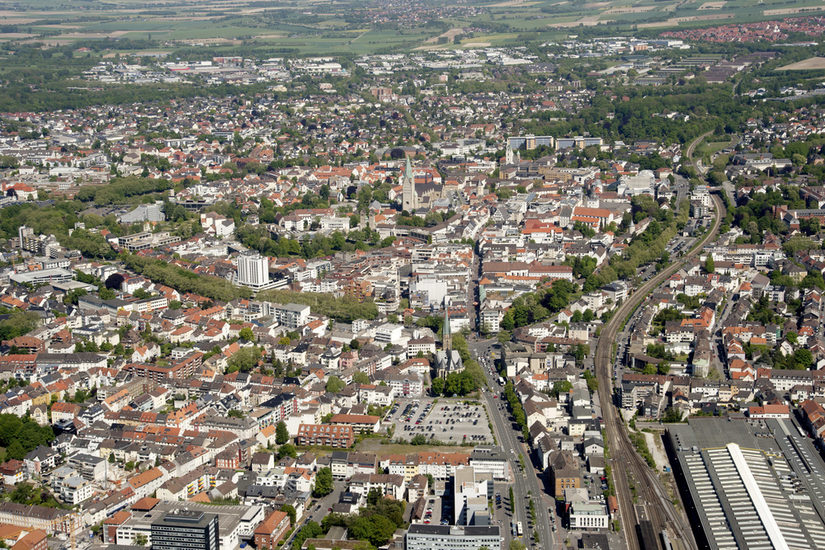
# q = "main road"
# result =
<box><xmin>476</xmin><ymin>352</ymin><xmax>556</xmax><ymax>550</ymax></box>
<box><xmin>594</xmin><ymin>193</ymin><xmax>724</xmax><ymax>550</ymax></box>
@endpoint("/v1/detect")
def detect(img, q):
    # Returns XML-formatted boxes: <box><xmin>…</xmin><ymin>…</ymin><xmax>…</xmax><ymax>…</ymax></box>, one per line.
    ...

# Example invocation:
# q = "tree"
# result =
<box><xmin>794</xmin><ymin>348</ymin><xmax>813</xmax><ymax>369</ymax></box>
<box><xmin>326</xmin><ymin>376</ymin><xmax>345</xmax><ymax>393</ymax></box>
<box><xmin>662</xmin><ymin>407</ymin><xmax>684</xmax><ymax>423</ymax></box>
<box><xmin>6</xmin><ymin>440</ymin><xmax>24</xmax><ymax>461</ymax></box>
<box><xmin>0</xmin><ymin>414</ymin><xmax>54</xmax><ymax>459</ymax></box>
<box><xmin>280</xmin><ymin>504</ymin><xmax>297</xmax><ymax>525</ymax></box>
<box><xmin>352</xmin><ymin>371</ymin><xmax>370</xmax><ymax>385</ymax></box>
<box><xmin>293</xmin><ymin>521</ymin><xmax>322</xmax><ymax>550</ymax></box>
<box><xmin>226</xmin><ymin>346</ymin><xmax>260</xmax><ymax>373</ymax></box>
<box><xmin>313</xmin><ymin>467</ymin><xmax>333</xmax><ymax>497</ymax></box>
<box><xmin>348</xmin><ymin>514</ymin><xmax>397</xmax><ymax>547</ymax></box>
<box><xmin>704</xmin><ymin>255</ymin><xmax>715</xmax><ymax>274</ymax></box>
<box><xmin>239</xmin><ymin>327</ymin><xmax>255</xmax><ymax>342</ymax></box>
<box><xmin>276</xmin><ymin>421</ymin><xmax>289</xmax><ymax>445</ymax></box>
<box><xmin>277</xmin><ymin>444</ymin><xmax>297</xmax><ymax>459</ymax></box>
<box><xmin>551</xmin><ymin>380</ymin><xmax>572</xmax><ymax>398</ymax></box>
<box><xmin>410</xmin><ymin>434</ymin><xmax>428</xmax><ymax>445</ymax></box>
<box><xmin>135</xmin><ymin>534</ymin><xmax>148</xmax><ymax>546</ymax></box>
<box><xmin>431</xmin><ymin>377</ymin><xmax>445</xmax><ymax>395</ymax></box>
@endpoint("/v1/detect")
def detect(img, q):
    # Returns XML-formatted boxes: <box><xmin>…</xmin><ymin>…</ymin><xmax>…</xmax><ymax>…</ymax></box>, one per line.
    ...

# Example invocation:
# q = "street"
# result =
<box><xmin>281</xmin><ymin>481</ymin><xmax>344</xmax><ymax>548</ymax></box>
<box><xmin>470</xmin><ymin>340</ymin><xmax>557</xmax><ymax>549</ymax></box>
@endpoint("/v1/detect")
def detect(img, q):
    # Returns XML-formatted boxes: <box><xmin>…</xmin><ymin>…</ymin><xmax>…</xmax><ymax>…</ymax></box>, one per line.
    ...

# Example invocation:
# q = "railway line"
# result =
<box><xmin>593</xmin><ymin>193</ymin><xmax>725</xmax><ymax>550</ymax></box>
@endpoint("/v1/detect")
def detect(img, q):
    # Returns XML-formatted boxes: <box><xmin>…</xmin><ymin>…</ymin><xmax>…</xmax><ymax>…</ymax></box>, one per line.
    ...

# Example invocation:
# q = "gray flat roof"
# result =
<box><xmin>667</xmin><ymin>417</ymin><xmax>825</xmax><ymax>550</ymax></box>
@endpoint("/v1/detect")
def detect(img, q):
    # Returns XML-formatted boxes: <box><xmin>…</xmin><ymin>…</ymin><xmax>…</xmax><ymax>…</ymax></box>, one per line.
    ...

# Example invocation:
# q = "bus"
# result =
<box><xmin>516</xmin><ymin>521</ymin><xmax>523</xmax><ymax>537</ymax></box>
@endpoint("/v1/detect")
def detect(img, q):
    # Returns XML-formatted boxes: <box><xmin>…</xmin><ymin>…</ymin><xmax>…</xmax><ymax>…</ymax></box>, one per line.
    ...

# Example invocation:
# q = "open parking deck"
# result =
<box><xmin>387</xmin><ymin>397</ymin><xmax>494</xmax><ymax>445</ymax></box>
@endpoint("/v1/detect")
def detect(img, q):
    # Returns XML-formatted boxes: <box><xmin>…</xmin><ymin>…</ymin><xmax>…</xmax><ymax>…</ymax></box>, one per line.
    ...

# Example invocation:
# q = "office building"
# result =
<box><xmin>453</xmin><ymin>467</ymin><xmax>489</xmax><ymax>526</ymax></box>
<box><xmin>236</xmin><ymin>253</ymin><xmax>273</xmax><ymax>290</ymax></box>
<box><xmin>150</xmin><ymin>510</ymin><xmax>218</xmax><ymax>550</ymax></box>
<box><xmin>405</xmin><ymin>524</ymin><xmax>501</xmax><ymax>550</ymax></box>
<box><xmin>469</xmin><ymin>447</ymin><xmax>510</xmax><ymax>481</ymax></box>
<box><xmin>116</xmin><ymin>500</ymin><xmax>262</xmax><ymax>550</ymax></box>
<box><xmin>569</xmin><ymin>502</ymin><xmax>609</xmax><ymax>529</ymax></box>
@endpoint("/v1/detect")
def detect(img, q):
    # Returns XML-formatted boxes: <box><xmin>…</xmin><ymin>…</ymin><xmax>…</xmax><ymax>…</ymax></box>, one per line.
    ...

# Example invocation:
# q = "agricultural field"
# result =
<box><xmin>0</xmin><ymin>0</ymin><xmax>824</xmax><ymax>55</ymax></box>
<box><xmin>779</xmin><ymin>57</ymin><xmax>825</xmax><ymax>71</ymax></box>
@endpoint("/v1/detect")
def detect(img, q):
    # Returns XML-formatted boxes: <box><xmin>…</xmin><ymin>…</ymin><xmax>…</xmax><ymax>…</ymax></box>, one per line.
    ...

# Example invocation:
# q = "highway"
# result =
<box><xmin>475</xmin><ymin>349</ymin><xmax>556</xmax><ymax>549</ymax></box>
<box><xmin>593</xmin><ymin>193</ymin><xmax>724</xmax><ymax>550</ymax></box>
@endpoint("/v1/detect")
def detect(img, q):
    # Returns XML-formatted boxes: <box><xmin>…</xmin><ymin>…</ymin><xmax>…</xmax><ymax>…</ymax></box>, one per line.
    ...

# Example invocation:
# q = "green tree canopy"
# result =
<box><xmin>276</xmin><ymin>421</ymin><xmax>289</xmax><ymax>445</ymax></box>
<box><xmin>313</xmin><ymin>467</ymin><xmax>333</xmax><ymax>498</ymax></box>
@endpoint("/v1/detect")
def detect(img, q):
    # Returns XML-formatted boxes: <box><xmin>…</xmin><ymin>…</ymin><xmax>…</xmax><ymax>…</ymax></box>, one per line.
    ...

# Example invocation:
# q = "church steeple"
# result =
<box><xmin>402</xmin><ymin>156</ymin><xmax>418</xmax><ymax>212</ymax></box>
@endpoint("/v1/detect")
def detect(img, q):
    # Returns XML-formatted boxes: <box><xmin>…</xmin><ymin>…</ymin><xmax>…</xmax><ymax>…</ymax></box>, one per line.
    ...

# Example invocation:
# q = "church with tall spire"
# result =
<box><xmin>401</xmin><ymin>156</ymin><xmax>418</xmax><ymax>212</ymax></box>
<box><xmin>434</xmin><ymin>302</ymin><xmax>462</xmax><ymax>378</ymax></box>
<box><xmin>442</xmin><ymin>306</ymin><xmax>452</xmax><ymax>352</ymax></box>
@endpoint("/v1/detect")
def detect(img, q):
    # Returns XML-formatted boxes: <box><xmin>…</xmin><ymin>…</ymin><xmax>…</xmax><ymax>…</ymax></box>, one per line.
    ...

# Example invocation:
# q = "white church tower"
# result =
<box><xmin>401</xmin><ymin>156</ymin><xmax>418</xmax><ymax>212</ymax></box>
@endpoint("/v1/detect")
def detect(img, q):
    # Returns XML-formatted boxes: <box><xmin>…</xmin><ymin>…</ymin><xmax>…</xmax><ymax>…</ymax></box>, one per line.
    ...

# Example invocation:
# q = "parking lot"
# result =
<box><xmin>412</xmin><ymin>496</ymin><xmax>448</xmax><ymax>527</ymax></box>
<box><xmin>387</xmin><ymin>397</ymin><xmax>494</xmax><ymax>445</ymax></box>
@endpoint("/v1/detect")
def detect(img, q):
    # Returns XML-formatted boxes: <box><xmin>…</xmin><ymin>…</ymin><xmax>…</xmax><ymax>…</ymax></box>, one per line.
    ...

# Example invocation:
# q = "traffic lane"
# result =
<box><xmin>481</xmin><ymin>380</ymin><xmax>553</xmax><ymax>549</ymax></box>
<box><xmin>475</xmin><ymin>342</ymin><xmax>554</xmax><ymax>547</ymax></box>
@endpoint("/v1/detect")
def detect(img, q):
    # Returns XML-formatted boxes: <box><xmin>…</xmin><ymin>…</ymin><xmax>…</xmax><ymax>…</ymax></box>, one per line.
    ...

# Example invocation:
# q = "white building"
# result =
<box><xmin>569</xmin><ymin>502</ymin><xmax>609</xmax><ymax>529</ymax></box>
<box><xmin>273</xmin><ymin>303</ymin><xmax>311</xmax><ymax>329</ymax></box>
<box><xmin>405</xmin><ymin>524</ymin><xmax>502</xmax><ymax>550</ymax></box>
<box><xmin>453</xmin><ymin>467</ymin><xmax>489</xmax><ymax>526</ymax></box>
<box><xmin>617</xmin><ymin>170</ymin><xmax>655</xmax><ymax>197</ymax></box>
<box><xmin>236</xmin><ymin>252</ymin><xmax>272</xmax><ymax>290</ymax></box>
<box><xmin>469</xmin><ymin>447</ymin><xmax>510</xmax><ymax>481</ymax></box>
<box><xmin>374</xmin><ymin>323</ymin><xmax>404</xmax><ymax>345</ymax></box>
<box><xmin>61</xmin><ymin>476</ymin><xmax>93</xmax><ymax>505</ymax></box>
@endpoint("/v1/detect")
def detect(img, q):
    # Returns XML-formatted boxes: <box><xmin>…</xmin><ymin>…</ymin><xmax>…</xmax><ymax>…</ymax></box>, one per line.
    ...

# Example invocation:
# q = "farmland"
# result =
<box><xmin>1</xmin><ymin>0</ymin><xmax>825</xmax><ymax>55</ymax></box>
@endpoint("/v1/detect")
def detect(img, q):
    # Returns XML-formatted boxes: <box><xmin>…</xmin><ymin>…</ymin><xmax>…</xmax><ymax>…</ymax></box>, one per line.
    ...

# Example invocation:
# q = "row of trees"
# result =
<box><xmin>500</xmin><ymin>279</ymin><xmax>578</xmax><ymax>331</ymax></box>
<box><xmin>584</xmin><ymin>199</ymin><xmax>689</xmax><ymax>292</ymax></box>
<box><xmin>122</xmin><ymin>254</ymin><xmax>252</xmax><ymax>302</ymax></box>
<box><xmin>503</xmin><ymin>380</ymin><xmax>528</xmax><ymax>439</ymax></box>
<box><xmin>256</xmin><ymin>289</ymin><xmax>377</xmax><ymax>323</ymax></box>
<box><xmin>236</xmin><ymin>224</ymin><xmax>393</xmax><ymax>260</ymax></box>
<box><xmin>74</xmin><ymin>176</ymin><xmax>173</xmax><ymax>206</ymax></box>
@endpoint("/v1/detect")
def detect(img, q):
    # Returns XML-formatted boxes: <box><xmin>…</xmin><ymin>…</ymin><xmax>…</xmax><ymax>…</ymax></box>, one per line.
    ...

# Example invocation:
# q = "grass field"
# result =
<box><xmin>778</xmin><ymin>57</ymin><xmax>825</xmax><ymax>71</ymax></box>
<box><xmin>356</xmin><ymin>438</ymin><xmax>473</xmax><ymax>458</ymax></box>
<box><xmin>1</xmin><ymin>0</ymin><xmax>824</xmax><ymax>55</ymax></box>
<box><xmin>696</xmin><ymin>140</ymin><xmax>731</xmax><ymax>157</ymax></box>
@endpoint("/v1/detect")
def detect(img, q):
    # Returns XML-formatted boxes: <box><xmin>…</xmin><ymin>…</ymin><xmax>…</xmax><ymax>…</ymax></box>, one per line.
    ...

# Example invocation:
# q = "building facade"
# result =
<box><xmin>150</xmin><ymin>510</ymin><xmax>219</xmax><ymax>550</ymax></box>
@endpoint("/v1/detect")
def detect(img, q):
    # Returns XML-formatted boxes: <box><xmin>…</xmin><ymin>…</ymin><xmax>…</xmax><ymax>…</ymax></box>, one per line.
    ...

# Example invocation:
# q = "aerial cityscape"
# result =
<box><xmin>2</xmin><ymin>1</ymin><xmax>825</xmax><ymax>550</ymax></box>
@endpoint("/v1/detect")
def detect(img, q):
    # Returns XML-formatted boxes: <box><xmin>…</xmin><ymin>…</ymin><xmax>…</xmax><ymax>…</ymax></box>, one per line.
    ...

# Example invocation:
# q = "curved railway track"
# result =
<box><xmin>594</xmin><ymin>193</ymin><xmax>725</xmax><ymax>549</ymax></box>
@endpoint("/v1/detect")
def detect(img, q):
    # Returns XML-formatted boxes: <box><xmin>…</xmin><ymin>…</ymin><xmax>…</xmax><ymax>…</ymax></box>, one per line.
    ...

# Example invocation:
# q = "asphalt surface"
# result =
<box><xmin>281</xmin><ymin>481</ymin><xmax>344</xmax><ymax>548</ymax></box>
<box><xmin>593</xmin><ymin>193</ymin><xmax>724</xmax><ymax>550</ymax></box>
<box><xmin>474</xmin><ymin>349</ymin><xmax>557</xmax><ymax>549</ymax></box>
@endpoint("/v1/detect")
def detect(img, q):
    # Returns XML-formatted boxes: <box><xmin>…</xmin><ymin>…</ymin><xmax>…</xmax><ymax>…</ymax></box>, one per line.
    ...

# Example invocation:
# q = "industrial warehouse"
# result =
<box><xmin>666</xmin><ymin>416</ymin><xmax>825</xmax><ymax>550</ymax></box>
